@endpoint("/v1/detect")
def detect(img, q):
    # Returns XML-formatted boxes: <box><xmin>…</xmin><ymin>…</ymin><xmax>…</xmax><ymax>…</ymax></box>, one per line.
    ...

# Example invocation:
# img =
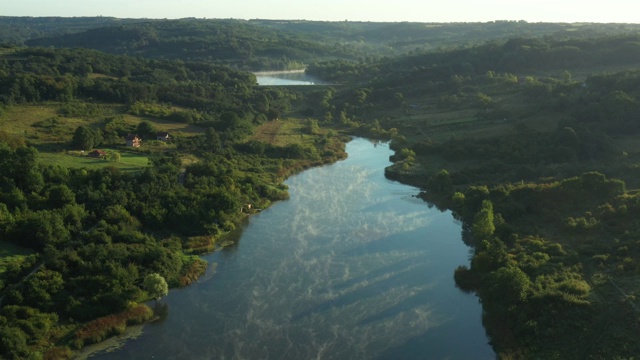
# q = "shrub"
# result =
<box><xmin>556</xmin><ymin>279</ymin><xmax>591</xmax><ymax>297</ymax></box>
<box><xmin>183</xmin><ymin>236</ymin><xmax>216</xmax><ymax>255</ymax></box>
<box><xmin>177</xmin><ymin>257</ymin><xmax>208</xmax><ymax>287</ymax></box>
<box><xmin>454</xmin><ymin>265</ymin><xmax>478</xmax><ymax>292</ymax></box>
<box><xmin>44</xmin><ymin>347</ymin><xmax>73</xmax><ymax>360</ymax></box>
<box><xmin>74</xmin><ymin>303</ymin><xmax>153</xmax><ymax>349</ymax></box>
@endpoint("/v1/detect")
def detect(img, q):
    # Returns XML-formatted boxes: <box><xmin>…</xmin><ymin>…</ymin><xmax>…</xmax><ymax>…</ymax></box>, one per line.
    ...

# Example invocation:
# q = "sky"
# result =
<box><xmin>3</xmin><ymin>0</ymin><xmax>640</xmax><ymax>24</ymax></box>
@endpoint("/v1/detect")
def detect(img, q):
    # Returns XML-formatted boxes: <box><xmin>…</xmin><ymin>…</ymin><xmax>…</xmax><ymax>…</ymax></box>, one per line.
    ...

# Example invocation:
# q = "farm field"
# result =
<box><xmin>0</xmin><ymin>102</ymin><xmax>209</xmax><ymax>173</ymax></box>
<box><xmin>37</xmin><ymin>150</ymin><xmax>150</xmax><ymax>173</ymax></box>
<box><xmin>250</xmin><ymin>118</ymin><xmax>329</xmax><ymax>146</ymax></box>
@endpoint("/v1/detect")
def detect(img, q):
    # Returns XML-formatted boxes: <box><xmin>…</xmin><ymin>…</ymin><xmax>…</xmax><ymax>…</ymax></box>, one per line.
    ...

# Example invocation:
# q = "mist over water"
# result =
<box><xmin>91</xmin><ymin>138</ymin><xmax>494</xmax><ymax>360</ymax></box>
<box><xmin>255</xmin><ymin>71</ymin><xmax>323</xmax><ymax>85</ymax></box>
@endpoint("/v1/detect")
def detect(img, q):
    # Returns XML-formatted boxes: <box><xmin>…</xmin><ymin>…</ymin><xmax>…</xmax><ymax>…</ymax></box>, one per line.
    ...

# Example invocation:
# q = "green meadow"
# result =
<box><xmin>37</xmin><ymin>150</ymin><xmax>150</xmax><ymax>173</ymax></box>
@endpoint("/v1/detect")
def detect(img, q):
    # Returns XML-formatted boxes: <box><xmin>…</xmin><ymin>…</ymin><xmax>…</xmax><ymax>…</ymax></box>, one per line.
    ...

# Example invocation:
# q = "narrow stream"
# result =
<box><xmin>91</xmin><ymin>138</ymin><xmax>494</xmax><ymax>360</ymax></box>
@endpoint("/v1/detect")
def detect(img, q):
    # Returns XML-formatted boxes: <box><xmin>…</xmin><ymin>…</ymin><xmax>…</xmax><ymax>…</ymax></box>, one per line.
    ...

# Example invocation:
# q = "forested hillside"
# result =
<box><xmin>5</xmin><ymin>17</ymin><xmax>640</xmax><ymax>71</ymax></box>
<box><xmin>23</xmin><ymin>20</ymin><xmax>357</xmax><ymax>71</ymax></box>
<box><xmin>308</xmin><ymin>33</ymin><xmax>640</xmax><ymax>84</ymax></box>
<box><xmin>0</xmin><ymin>16</ymin><xmax>143</xmax><ymax>45</ymax></box>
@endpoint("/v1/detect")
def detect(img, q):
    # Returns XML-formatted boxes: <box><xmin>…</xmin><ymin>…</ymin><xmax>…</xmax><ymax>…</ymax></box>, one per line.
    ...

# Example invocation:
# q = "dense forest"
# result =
<box><xmin>3</xmin><ymin>16</ymin><xmax>640</xmax><ymax>359</ymax></box>
<box><xmin>5</xmin><ymin>17</ymin><xmax>640</xmax><ymax>71</ymax></box>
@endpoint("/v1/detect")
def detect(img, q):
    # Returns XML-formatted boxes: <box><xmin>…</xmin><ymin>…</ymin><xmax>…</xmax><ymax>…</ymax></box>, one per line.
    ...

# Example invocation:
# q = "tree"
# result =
<box><xmin>47</xmin><ymin>184</ymin><xmax>76</xmax><ymax>208</ymax></box>
<box><xmin>430</xmin><ymin>169</ymin><xmax>453</xmax><ymax>194</ymax></box>
<box><xmin>307</xmin><ymin>119</ymin><xmax>320</xmax><ymax>134</ymax></box>
<box><xmin>394</xmin><ymin>92</ymin><xmax>405</xmax><ymax>107</ymax></box>
<box><xmin>143</xmin><ymin>273</ymin><xmax>168</xmax><ymax>303</ymax></box>
<box><xmin>204</xmin><ymin>128</ymin><xmax>221</xmax><ymax>152</ymax></box>
<box><xmin>398</xmin><ymin>148</ymin><xmax>416</xmax><ymax>162</ymax></box>
<box><xmin>0</xmin><ymin>324</ymin><xmax>29</xmax><ymax>359</ymax></box>
<box><xmin>472</xmin><ymin>200</ymin><xmax>495</xmax><ymax>241</ymax></box>
<box><xmin>109</xmin><ymin>151</ymin><xmax>121</xmax><ymax>163</ymax></box>
<box><xmin>19</xmin><ymin>210</ymin><xmax>71</xmax><ymax>249</ymax></box>
<box><xmin>136</xmin><ymin>120</ymin><xmax>157</xmax><ymax>139</ymax></box>
<box><xmin>71</xmin><ymin>126</ymin><xmax>102</xmax><ymax>150</ymax></box>
<box><xmin>557</xmin><ymin>126</ymin><xmax>580</xmax><ymax>150</ymax></box>
<box><xmin>323</xmin><ymin>111</ymin><xmax>333</xmax><ymax>123</ymax></box>
<box><xmin>476</xmin><ymin>92</ymin><xmax>493</xmax><ymax>108</ymax></box>
<box><xmin>487</xmin><ymin>266</ymin><xmax>531</xmax><ymax>306</ymax></box>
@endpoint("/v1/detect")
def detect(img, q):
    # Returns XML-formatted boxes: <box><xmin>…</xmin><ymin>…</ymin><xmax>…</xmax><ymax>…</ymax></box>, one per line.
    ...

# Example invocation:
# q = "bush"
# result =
<box><xmin>454</xmin><ymin>265</ymin><xmax>478</xmax><ymax>292</ymax></box>
<box><xmin>0</xmin><ymin>325</ymin><xmax>29</xmax><ymax>359</ymax></box>
<box><xmin>178</xmin><ymin>258</ymin><xmax>208</xmax><ymax>287</ymax></box>
<box><xmin>183</xmin><ymin>236</ymin><xmax>216</xmax><ymax>255</ymax></box>
<box><xmin>74</xmin><ymin>303</ymin><xmax>153</xmax><ymax>349</ymax></box>
<box><xmin>44</xmin><ymin>346</ymin><xmax>73</xmax><ymax>360</ymax></box>
<box><xmin>555</xmin><ymin>279</ymin><xmax>591</xmax><ymax>297</ymax></box>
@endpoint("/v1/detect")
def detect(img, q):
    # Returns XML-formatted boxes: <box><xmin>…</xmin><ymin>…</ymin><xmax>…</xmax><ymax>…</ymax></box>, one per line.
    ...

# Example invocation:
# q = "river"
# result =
<box><xmin>255</xmin><ymin>71</ymin><xmax>324</xmax><ymax>86</ymax></box>
<box><xmin>90</xmin><ymin>138</ymin><xmax>494</xmax><ymax>360</ymax></box>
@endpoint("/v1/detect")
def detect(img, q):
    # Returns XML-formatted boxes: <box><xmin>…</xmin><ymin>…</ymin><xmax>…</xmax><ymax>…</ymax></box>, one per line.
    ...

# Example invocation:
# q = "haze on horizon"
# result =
<box><xmin>3</xmin><ymin>0</ymin><xmax>639</xmax><ymax>24</ymax></box>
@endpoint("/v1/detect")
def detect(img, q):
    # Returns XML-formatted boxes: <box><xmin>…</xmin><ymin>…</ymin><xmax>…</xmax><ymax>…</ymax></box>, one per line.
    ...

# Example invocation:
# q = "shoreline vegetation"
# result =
<box><xmin>65</xmin><ymin>143</ymin><xmax>350</xmax><ymax>359</ymax></box>
<box><xmin>3</xmin><ymin>17</ymin><xmax>640</xmax><ymax>359</ymax></box>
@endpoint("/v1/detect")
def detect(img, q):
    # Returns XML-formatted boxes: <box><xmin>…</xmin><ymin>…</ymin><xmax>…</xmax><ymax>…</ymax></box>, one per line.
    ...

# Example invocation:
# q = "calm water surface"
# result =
<box><xmin>255</xmin><ymin>71</ymin><xmax>322</xmax><ymax>86</ymax></box>
<box><xmin>92</xmin><ymin>138</ymin><xmax>494</xmax><ymax>360</ymax></box>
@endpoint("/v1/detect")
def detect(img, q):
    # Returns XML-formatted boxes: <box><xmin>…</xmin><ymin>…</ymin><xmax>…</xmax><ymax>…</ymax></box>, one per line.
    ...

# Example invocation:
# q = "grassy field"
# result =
<box><xmin>0</xmin><ymin>102</ymin><xmax>209</xmax><ymax>173</ymax></box>
<box><xmin>122</xmin><ymin>114</ymin><xmax>207</xmax><ymax>136</ymax></box>
<box><xmin>0</xmin><ymin>103</ymin><xmax>206</xmax><ymax>144</ymax></box>
<box><xmin>0</xmin><ymin>103</ymin><xmax>340</xmax><ymax>176</ymax></box>
<box><xmin>0</xmin><ymin>104</ymin><xmax>90</xmax><ymax>144</ymax></box>
<box><xmin>352</xmin><ymin>84</ymin><xmax>563</xmax><ymax>146</ymax></box>
<box><xmin>405</xmin><ymin>93</ymin><xmax>558</xmax><ymax>140</ymax></box>
<box><xmin>38</xmin><ymin>150</ymin><xmax>150</xmax><ymax>173</ymax></box>
<box><xmin>250</xmin><ymin>118</ymin><xmax>323</xmax><ymax>146</ymax></box>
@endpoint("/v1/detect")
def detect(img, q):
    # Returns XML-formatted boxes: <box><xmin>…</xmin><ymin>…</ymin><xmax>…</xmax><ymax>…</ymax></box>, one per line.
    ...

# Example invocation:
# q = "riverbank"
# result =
<box><xmin>87</xmin><ymin>137</ymin><xmax>494</xmax><ymax>360</ymax></box>
<box><xmin>61</xmin><ymin>133</ymin><xmax>350</xmax><ymax>359</ymax></box>
<box><xmin>253</xmin><ymin>69</ymin><xmax>306</xmax><ymax>76</ymax></box>
<box><xmin>381</xmin><ymin>132</ymin><xmax>640</xmax><ymax>358</ymax></box>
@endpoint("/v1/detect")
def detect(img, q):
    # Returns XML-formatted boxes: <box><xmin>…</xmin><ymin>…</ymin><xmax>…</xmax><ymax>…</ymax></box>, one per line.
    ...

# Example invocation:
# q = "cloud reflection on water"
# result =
<box><xmin>91</xmin><ymin>138</ymin><xmax>494</xmax><ymax>360</ymax></box>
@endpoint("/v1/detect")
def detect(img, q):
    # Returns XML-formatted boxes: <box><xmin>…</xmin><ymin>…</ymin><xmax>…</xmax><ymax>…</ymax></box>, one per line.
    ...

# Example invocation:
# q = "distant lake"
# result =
<box><xmin>255</xmin><ymin>71</ymin><xmax>324</xmax><ymax>86</ymax></box>
<box><xmin>90</xmin><ymin>138</ymin><xmax>494</xmax><ymax>360</ymax></box>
